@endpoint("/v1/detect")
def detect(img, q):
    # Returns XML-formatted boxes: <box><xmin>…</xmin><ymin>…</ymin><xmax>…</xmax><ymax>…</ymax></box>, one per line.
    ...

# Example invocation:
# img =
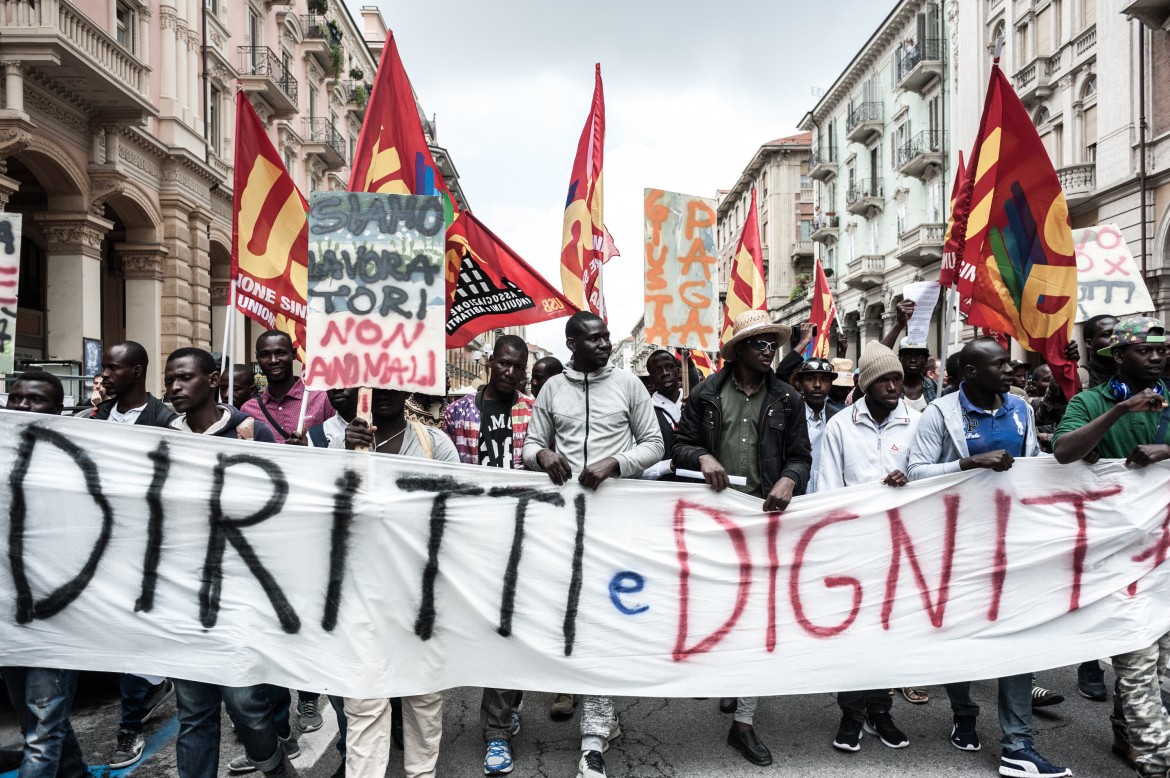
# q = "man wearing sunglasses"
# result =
<box><xmin>672</xmin><ymin>309</ymin><xmax>813</xmax><ymax>767</ymax></box>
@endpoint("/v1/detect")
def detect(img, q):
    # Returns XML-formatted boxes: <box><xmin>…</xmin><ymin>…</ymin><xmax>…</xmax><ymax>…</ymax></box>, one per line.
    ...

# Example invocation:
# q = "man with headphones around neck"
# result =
<box><xmin>1052</xmin><ymin>316</ymin><xmax>1170</xmax><ymax>778</ymax></box>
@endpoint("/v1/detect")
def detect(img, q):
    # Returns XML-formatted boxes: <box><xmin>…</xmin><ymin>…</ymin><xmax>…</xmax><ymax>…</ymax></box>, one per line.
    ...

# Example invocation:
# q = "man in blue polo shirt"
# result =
<box><xmin>907</xmin><ymin>337</ymin><xmax>1070</xmax><ymax>778</ymax></box>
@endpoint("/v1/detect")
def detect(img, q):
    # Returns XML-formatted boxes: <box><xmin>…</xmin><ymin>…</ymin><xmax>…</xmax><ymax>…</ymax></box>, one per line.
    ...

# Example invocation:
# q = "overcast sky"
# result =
<box><xmin>347</xmin><ymin>0</ymin><xmax>896</xmax><ymax>359</ymax></box>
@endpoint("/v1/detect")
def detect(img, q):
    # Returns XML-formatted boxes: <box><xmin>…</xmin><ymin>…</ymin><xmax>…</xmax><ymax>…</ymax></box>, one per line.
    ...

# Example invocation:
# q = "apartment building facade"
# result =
<box><xmin>0</xmin><ymin>0</ymin><xmax>468</xmax><ymax>394</ymax></box>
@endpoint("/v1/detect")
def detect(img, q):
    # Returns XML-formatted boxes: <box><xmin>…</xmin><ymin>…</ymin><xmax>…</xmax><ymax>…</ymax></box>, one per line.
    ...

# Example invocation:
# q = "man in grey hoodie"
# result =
<box><xmin>522</xmin><ymin>311</ymin><xmax>664</xmax><ymax>778</ymax></box>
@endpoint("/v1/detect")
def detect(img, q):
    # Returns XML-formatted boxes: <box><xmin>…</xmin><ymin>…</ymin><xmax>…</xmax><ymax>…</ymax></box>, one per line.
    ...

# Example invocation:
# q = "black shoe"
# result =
<box><xmin>1113</xmin><ymin>728</ymin><xmax>1137</xmax><ymax>768</ymax></box>
<box><xmin>864</xmin><ymin>712</ymin><xmax>909</xmax><ymax>748</ymax></box>
<box><xmin>718</xmin><ymin>697</ymin><xmax>737</xmax><ymax>713</ymax></box>
<box><xmin>1031</xmin><ymin>685</ymin><xmax>1065</xmax><ymax>708</ymax></box>
<box><xmin>141</xmin><ymin>679</ymin><xmax>176</xmax><ymax>723</ymax></box>
<box><xmin>329</xmin><ymin>759</ymin><xmax>345</xmax><ymax>778</ymax></box>
<box><xmin>0</xmin><ymin>750</ymin><xmax>21</xmax><ymax>771</ymax></box>
<box><xmin>1077</xmin><ymin>661</ymin><xmax>1107</xmax><ymax>701</ymax></box>
<box><xmin>727</xmin><ymin>723</ymin><xmax>772</xmax><ymax>766</ymax></box>
<box><xmin>950</xmin><ymin>715</ymin><xmax>980</xmax><ymax>751</ymax></box>
<box><xmin>391</xmin><ymin>697</ymin><xmax>404</xmax><ymax>750</ymax></box>
<box><xmin>832</xmin><ymin>716</ymin><xmax>863</xmax><ymax>752</ymax></box>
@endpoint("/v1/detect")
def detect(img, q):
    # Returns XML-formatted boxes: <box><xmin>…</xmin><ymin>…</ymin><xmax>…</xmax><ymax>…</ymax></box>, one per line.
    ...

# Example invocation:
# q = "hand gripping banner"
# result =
<box><xmin>1</xmin><ymin>410</ymin><xmax>1169</xmax><ymax>699</ymax></box>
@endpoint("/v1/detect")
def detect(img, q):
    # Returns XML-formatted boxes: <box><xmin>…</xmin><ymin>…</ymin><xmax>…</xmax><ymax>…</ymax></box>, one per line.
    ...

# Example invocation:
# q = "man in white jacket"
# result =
<box><xmin>522</xmin><ymin>311</ymin><xmax>664</xmax><ymax>778</ymax></box>
<box><xmin>817</xmin><ymin>341</ymin><xmax>920</xmax><ymax>754</ymax></box>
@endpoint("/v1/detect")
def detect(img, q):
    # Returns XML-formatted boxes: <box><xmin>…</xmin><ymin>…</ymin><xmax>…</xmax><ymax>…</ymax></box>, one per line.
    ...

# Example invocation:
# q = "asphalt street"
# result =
<box><xmin>0</xmin><ymin>664</ymin><xmax>1143</xmax><ymax>777</ymax></box>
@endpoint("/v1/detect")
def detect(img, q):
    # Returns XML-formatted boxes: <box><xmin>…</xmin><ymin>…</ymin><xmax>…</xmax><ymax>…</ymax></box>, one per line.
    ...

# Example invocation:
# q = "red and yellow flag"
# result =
<box><xmin>689</xmin><ymin>350</ymin><xmax>717</xmax><ymax>378</ymax></box>
<box><xmin>938</xmin><ymin>150</ymin><xmax>969</xmax><ymax>291</ymax></box>
<box><xmin>231</xmin><ymin>92</ymin><xmax>308</xmax><ymax>359</ymax></box>
<box><xmin>961</xmin><ymin>62</ymin><xmax>1079</xmax><ymax>396</ymax></box>
<box><xmin>721</xmin><ymin>188</ymin><xmax>767</xmax><ymax>345</ymax></box>
<box><xmin>807</xmin><ymin>257</ymin><xmax>837</xmax><ymax>359</ymax></box>
<box><xmin>348</xmin><ymin>31</ymin><xmax>457</xmax><ymax>222</ymax></box>
<box><xmin>561</xmin><ymin>64</ymin><xmax>618</xmax><ymax>320</ymax></box>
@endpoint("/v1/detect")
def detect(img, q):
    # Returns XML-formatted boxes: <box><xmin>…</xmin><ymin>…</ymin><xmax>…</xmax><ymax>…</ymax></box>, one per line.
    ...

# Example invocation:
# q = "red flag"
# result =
<box><xmin>807</xmin><ymin>257</ymin><xmax>837</xmax><ymax>358</ymax></box>
<box><xmin>961</xmin><ymin>62</ymin><xmax>1079</xmax><ymax>396</ymax></box>
<box><xmin>938</xmin><ymin>151</ymin><xmax>969</xmax><ymax>290</ymax></box>
<box><xmin>348</xmin><ymin>31</ymin><xmax>457</xmax><ymax>222</ymax></box>
<box><xmin>445</xmin><ymin>212</ymin><xmax>578</xmax><ymax>347</ymax></box>
<box><xmin>231</xmin><ymin>92</ymin><xmax>308</xmax><ymax>360</ymax></box>
<box><xmin>689</xmin><ymin>350</ymin><xmax>716</xmax><ymax>378</ymax></box>
<box><xmin>721</xmin><ymin>188</ymin><xmax>767</xmax><ymax>345</ymax></box>
<box><xmin>561</xmin><ymin>64</ymin><xmax>617</xmax><ymax>320</ymax></box>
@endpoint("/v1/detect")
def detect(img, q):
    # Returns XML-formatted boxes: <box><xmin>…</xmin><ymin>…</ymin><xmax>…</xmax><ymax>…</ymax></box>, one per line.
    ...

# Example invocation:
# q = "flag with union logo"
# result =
<box><xmin>805</xmin><ymin>257</ymin><xmax>837</xmax><ymax>359</ymax></box>
<box><xmin>721</xmin><ymin>188</ymin><xmax>767</xmax><ymax>345</ymax></box>
<box><xmin>561</xmin><ymin>64</ymin><xmax>618</xmax><ymax>320</ymax></box>
<box><xmin>352</xmin><ymin>31</ymin><xmax>568</xmax><ymax>346</ymax></box>
<box><xmin>231</xmin><ymin>92</ymin><xmax>308</xmax><ymax>360</ymax></box>
<box><xmin>938</xmin><ymin>150</ymin><xmax>969</xmax><ymax>292</ymax></box>
<box><xmin>445</xmin><ymin>212</ymin><xmax>577</xmax><ymax>347</ymax></box>
<box><xmin>961</xmin><ymin>61</ymin><xmax>1079</xmax><ymax>396</ymax></box>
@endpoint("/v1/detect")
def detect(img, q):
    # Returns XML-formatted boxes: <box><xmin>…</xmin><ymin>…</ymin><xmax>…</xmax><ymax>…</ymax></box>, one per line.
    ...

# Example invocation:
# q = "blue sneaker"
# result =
<box><xmin>999</xmin><ymin>741</ymin><xmax>1071</xmax><ymax>777</ymax></box>
<box><xmin>484</xmin><ymin>739</ymin><xmax>514</xmax><ymax>775</ymax></box>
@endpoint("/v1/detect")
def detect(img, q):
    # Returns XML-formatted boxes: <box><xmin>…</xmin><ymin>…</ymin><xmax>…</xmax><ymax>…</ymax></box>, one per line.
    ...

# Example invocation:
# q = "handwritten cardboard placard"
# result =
<box><xmin>644</xmin><ymin>189</ymin><xmax>720</xmax><ymax>351</ymax></box>
<box><xmin>0</xmin><ymin>213</ymin><xmax>21</xmax><ymax>375</ymax></box>
<box><xmin>2</xmin><ymin>410</ymin><xmax>1169</xmax><ymax>698</ymax></box>
<box><xmin>304</xmin><ymin>193</ymin><xmax>446</xmax><ymax>393</ymax></box>
<box><xmin>1073</xmin><ymin>223</ymin><xmax>1154</xmax><ymax>323</ymax></box>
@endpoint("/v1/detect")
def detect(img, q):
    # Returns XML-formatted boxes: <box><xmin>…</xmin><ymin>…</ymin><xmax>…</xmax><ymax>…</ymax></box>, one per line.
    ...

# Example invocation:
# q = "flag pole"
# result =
<box><xmin>222</xmin><ymin>279</ymin><xmax>237</xmax><ymax>405</ymax></box>
<box><xmin>296</xmin><ymin>384</ymin><xmax>311</xmax><ymax>436</ymax></box>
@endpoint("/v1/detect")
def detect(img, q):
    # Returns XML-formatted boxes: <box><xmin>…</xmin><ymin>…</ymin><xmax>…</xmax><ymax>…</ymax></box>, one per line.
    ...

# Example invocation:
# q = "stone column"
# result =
<box><xmin>2</xmin><ymin>62</ymin><xmax>25</xmax><ymax>115</ymax></box>
<box><xmin>37</xmin><ymin>213</ymin><xmax>112</xmax><ymax>362</ymax></box>
<box><xmin>0</xmin><ymin>169</ymin><xmax>19</xmax><ymax>212</ymax></box>
<box><xmin>118</xmin><ymin>243</ymin><xmax>166</xmax><ymax>394</ymax></box>
<box><xmin>159</xmin><ymin>5</ymin><xmax>178</xmax><ymax>104</ymax></box>
<box><xmin>188</xmin><ymin>209</ymin><xmax>212</xmax><ymax>348</ymax></box>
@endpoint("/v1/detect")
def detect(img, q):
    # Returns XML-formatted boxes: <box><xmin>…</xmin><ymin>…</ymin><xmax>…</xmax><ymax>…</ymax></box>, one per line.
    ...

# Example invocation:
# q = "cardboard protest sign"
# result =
<box><xmin>3</xmin><ymin>410</ymin><xmax>1169</xmax><ymax>698</ymax></box>
<box><xmin>644</xmin><ymin>189</ymin><xmax>720</xmax><ymax>351</ymax></box>
<box><xmin>0</xmin><ymin>213</ymin><xmax>21</xmax><ymax>374</ymax></box>
<box><xmin>305</xmin><ymin>193</ymin><xmax>446</xmax><ymax>394</ymax></box>
<box><xmin>1073</xmin><ymin>224</ymin><xmax>1155</xmax><ymax>323</ymax></box>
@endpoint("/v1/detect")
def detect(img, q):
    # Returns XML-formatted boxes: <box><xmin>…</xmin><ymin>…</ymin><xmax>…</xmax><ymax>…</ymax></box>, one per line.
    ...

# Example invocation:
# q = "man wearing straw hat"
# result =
<box><xmin>672</xmin><ymin>309</ymin><xmax>813</xmax><ymax>766</ymax></box>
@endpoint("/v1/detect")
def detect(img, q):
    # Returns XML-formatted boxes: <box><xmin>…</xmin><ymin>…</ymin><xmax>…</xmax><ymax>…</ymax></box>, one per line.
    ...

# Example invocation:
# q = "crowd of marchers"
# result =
<box><xmin>2</xmin><ymin>303</ymin><xmax>1169</xmax><ymax>778</ymax></box>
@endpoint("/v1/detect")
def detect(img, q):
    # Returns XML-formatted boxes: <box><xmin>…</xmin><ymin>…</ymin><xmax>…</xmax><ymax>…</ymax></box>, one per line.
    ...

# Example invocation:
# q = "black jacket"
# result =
<box><xmin>672</xmin><ymin>367</ymin><xmax>813</xmax><ymax>497</ymax></box>
<box><xmin>92</xmin><ymin>394</ymin><xmax>177</xmax><ymax>428</ymax></box>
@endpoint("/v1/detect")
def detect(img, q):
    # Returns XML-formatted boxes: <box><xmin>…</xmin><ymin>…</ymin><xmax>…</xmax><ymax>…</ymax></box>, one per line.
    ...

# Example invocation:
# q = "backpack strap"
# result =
<box><xmin>236</xmin><ymin>416</ymin><xmax>255</xmax><ymax>441</ymax></box>
<box><xmin>410</xmin><ymin>420</ymin><xmax>434</xmax><ymax>460</ymax></box>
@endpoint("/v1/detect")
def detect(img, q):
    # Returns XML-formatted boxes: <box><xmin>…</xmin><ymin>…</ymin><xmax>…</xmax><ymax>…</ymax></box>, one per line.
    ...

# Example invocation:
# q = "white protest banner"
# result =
<box><xmin>304</xmin><ymin>192</ymin><xmax>446</xmax><ymax>393</ymax></box>
<box><xmin>902</xmin><ymin>280</ymin><xmax>940</xmax><ymax>345</ymax></box>
<box><xmin>2</xmin><ymin>410</ymin><xmax>1169</xmax><ymax>698</ymax></box>
<box><xmin>0</xmin><ymin>213</ymin><xmax>22</xmax><ymax>374</ymax></box>
<box><xmin>1074</xmin><ymin>223</ymin><xmax>1155</xmax><ymax>323</ymax></box>
<box><xmin>644</xmin><ymin>189</ymin><xmax>720</xmax><ymax>352</ymax></box>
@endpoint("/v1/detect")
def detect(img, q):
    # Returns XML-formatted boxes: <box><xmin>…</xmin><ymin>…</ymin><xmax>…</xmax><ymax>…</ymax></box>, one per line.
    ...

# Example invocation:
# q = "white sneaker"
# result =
<box><xmin>577</xmin><ymin>750</ymin><xmax>606</xmax><ymax>777</ymax></box>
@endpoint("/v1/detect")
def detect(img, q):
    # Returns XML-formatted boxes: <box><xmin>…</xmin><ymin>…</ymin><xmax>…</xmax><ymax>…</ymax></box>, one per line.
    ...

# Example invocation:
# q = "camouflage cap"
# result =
<box><xmin>1097</xmin><ymin>315</ymin><xmax>1167</xmax><ymax>356</ymax></box>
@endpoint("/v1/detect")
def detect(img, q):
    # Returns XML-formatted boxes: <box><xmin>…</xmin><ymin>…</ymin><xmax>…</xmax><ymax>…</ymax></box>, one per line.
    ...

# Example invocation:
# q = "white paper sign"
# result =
<box><xmin>1074</xmin><ymin>224</ymin><xmax>1155</xmax><ymax>323</ymax></box>
<box><xmin>903</xmin><ymin>281</ymin><xmax>940</xmax><ymax>345</ymax></box>
<box><xmin>1</xmin><ymin>410</ymin><xmax>1168</xmax><ymax>698</ymax></box>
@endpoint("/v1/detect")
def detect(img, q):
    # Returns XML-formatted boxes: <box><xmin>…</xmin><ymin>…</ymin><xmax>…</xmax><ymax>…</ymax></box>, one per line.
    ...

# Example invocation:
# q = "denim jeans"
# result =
<box><xmin>328</xmin><ymin>695</ymin><xmax>347</xmax><ymax>757</ymax></box>
<box><xmin>261</xmin><ymin>685</ymin><xmax>293</xmax><ymax>739</ymax></box>
<box><xmin>838</xmin><ymin>689</ymin><xmax>892</xmax><ymax>722</ymax></box>
<box><xmin>119</xmin><ymin>673</ymin><xmax>163</xmax><ymax>733</ymax></box>
<box><xmin>0</xmin><ymin>667</ymin><xmax>87</xmax><ymax>778</ymax></box>
<box><xmin>173</xmin><ymin>680</ymin><xmax>283</xmax><ymax>778</ymax></box>
<box><xmin>945</xmin><ymin>672</ymin><xmax>1033</xmax><ymax>750</ymax></box>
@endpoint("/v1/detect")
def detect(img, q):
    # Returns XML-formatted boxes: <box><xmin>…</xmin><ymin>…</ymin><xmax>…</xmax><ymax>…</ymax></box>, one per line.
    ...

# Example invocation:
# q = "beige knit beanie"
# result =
<box><xmin>858</xmin><ymin>341</ymin><xmax>903</xmax><ymax>392</ymax></box>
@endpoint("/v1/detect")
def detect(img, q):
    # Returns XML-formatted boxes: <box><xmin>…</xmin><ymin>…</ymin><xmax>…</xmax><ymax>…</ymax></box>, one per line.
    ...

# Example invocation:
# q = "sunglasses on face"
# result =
<box><xmin>746</xmin><ymin>338</ymin><xmax>778</xmax><ymax>353</ymax></box>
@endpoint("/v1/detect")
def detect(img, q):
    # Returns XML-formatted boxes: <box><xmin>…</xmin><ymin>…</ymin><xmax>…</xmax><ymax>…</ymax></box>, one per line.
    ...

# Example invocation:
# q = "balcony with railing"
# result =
<box><xmin>846</xmin><ymin>102</ymin><xmax>883</xmax><ymax>143</ymax></box>
<box><xmin>896</xmin><ymin>38</ymin><xmax>945</xmax><ymax>94</ymax></box>
<box><xmin>846</xmin><ymin>180</ymin><xmax>884</xmax><ymax>216</ymax></box>
<box><xmin>895</xmin><ymin>130</ymin><xmax>947</xmax><ymax>180</ymax></box>
<box><xmin>1014</xmin><ymin>56</ymin><xmax>1054</xmax><ymax>105</ymax></box>
<box><xmin>811</xmin><ymin>214</ymin><xmax>839</xmax><ymax>244</ymax></box>
<box><xmin>1057</xmin><ymin>162</ymin><xmax>1096</xmax><ymax>205</ymax></box>
<box><xmin>301</xmin><ymin>15</ymin><xmax>340</xmax><ymax>70</ymax></box>
<box><xmin>1123</xmin><ymin>1</ymin><xmax>1170</xmax><ymax>30</ymax></box>
<box><xmin>303</xmin><ymin>118</ymin><xmax>346</xmax><ymax>170</ymax></box>
<box><xmin>791</xmin><ymin>240</ymin><xmax>814</xmax><ymax>258</ymax></box>
<box><xmin>0</xmin><ymin>0</ymin><xmax>154</xmax><ymax>119</ymax></box>
<box><xmin>843</xmin><ymin>255</ymin><xmax>885</xmax><ymax>290</ymax></box>
<box><xmin>808</xmin><ymin>147</ymin><xmax>838</xmax><ymax>181</ymax></box>
<box><xmin>238</xmin><ymin>46</ymin><xmax>299</xmax><ymax>117</ymax></box>
<box><xmin>897</xmin><ymin>223</ymin><xmax>946</xmax><ymax>267</ymax></box>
